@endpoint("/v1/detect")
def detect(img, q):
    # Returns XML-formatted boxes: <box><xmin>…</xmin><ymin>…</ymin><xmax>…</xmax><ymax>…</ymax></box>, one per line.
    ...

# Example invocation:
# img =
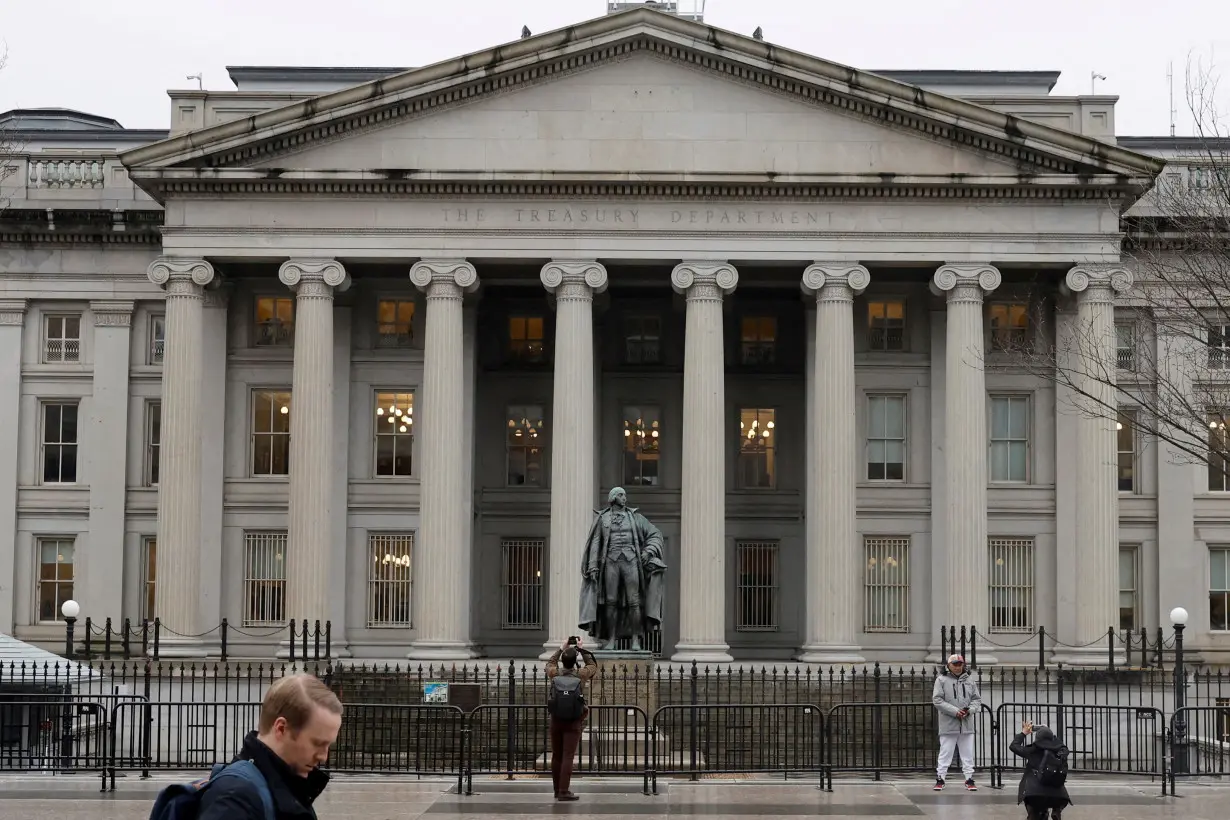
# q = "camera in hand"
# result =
<box><xmin>568</xmin><ymin>636</ymin><xmax>579</xmax><ymax>646</ymax></box>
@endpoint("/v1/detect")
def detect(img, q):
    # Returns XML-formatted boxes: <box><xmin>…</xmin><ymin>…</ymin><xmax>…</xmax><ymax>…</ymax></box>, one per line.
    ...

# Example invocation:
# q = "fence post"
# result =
<box><xmin>689</xmin><ymin>661</ymin><xmax>699</xmax><ymax>782</ymax></box>
<box><xmin>970</xmin><ymin>627</ymin><xmax>978</xmax><ymax>669</ymax></box>
<box><xmin>1139</xmin><ymin>628</ymin><xmax>1147</xmax><ymax>669</ymax></box>
<box><xmin>872</xmin><ymin>663</ymin><xmax>883</xmax><ymax>780</ymax></box>
<box><xmin>1108</xmin><ymin>627</ymin><xmax>1115</xmax><ymax>671</ymax></box>
<box><xmin>220</xmin><ymin>618</ymin><xmax>228</xmax><ymax>661</ymax></box>
<box><xmin>140</xmin><ymin>660</ymin><xmax>153</xmax><ymax>778</ymax></box>
<box><xmin>325</xmin><ymin>621</ymin><xmax>332</xmax><ymax>661</ymax></box>
<box><xmin>1155</xmin><ymin>626</ymin><xmax>1164</xmax><ymax>670</ymax></box>
<box><xmin>959</xmin><ymin>625</ymin><xmax>967</xmax><ymax>661</ymax></box>
<box><xmin>1172</xmin><ymin>619</ymin><xmax>1189</xmax><ymax>775</ymax></box>
<box><xmin>1037</xmin><ymin>626</ymin><xmax>1045</xmax><ymax>670</ymax></box>
<box><xmin>104</xmin><ymin>617</ymin><xmax>114</xmax><ymax>660</ymax></box>
<box><xmin>314</xmin><ymin>620</ymin><xmax>321</xmax><ymax>661</ymax></box>
<box><xmin>505</xmin><ymin>659</ymin><xmax>516</xmax><ymax>780</ymax></box>
<box><xmin>84</xmin><ymin>617</ymin><xmax>93</xmax><ymax>659</ymax></box>
<box><xmin>152</xmin><ymin>618</ymin><xmax>161</xmax><ymax>660</ymax></box>
<box><xmin>122</xmin><ymin>618</ymin><xmax>131</xmax><ymax>660</ymax></box>
<box><xmin>301</xmin><ymin>619</ymin><xmax>309</xmax><ymax>661</ymax></box>
<box><xmin>940</xmin><ymin>624</ymin><xmax>948</xmax><ymax>659</ymax></box>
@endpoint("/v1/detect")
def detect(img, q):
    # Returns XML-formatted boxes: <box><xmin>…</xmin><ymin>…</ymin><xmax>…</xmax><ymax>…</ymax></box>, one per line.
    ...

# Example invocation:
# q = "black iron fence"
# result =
<box><xmin>67</xmin><ymin>617</ymin><xmax>331</xmax><ymax>662</ymax></box>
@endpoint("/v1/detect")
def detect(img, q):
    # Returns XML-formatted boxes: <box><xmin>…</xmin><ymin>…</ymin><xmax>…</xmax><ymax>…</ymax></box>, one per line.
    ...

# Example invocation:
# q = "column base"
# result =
<box><xmin>148</xmin><ymin>636</ymin><xmax>209</xmax><ymax>659</ymax></box>
<box><xmin>795</xmin><ymin>645</ymin><xmax>866</xmax><ymax>665</ymax></box>
<box><xmin>670</xmin><ymin>643</ymin><xmax>733</xmax><ymax>664</ymax></box>
<box><xmin>406</xmin><ymin>640</ymin><xmax>480</xmax><ymax>661</ymax></box>
<box><xmin>1049</xmin><ymin>647</ymin><xmax>1124</xmax><ymax>668</ymax></box>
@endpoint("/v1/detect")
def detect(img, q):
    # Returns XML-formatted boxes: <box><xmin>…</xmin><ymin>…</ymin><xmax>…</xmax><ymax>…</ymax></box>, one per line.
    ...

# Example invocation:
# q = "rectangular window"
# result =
<box><xmin>243</xmin><ymin>531</ymin><xmax>287</xmax><ymax>626</ymax></box>
<box><xmin>990</xmin><ymin>396</ymin><xmax>1030</xmax><ymax>482</ymax></box>
<box><xmin>1118</xmin><ymin>409</ymin><xmax>1136</xmax><ymax>493</ymax></box>
<box><xmin>867</xmin><ymin>300</ymin><xmax>906</xmax><ymax>351</ymax></box>
<box><xmin>1212</xmin><ymin>547</ymin><xmax>1230</xmax><ymax>631</ymax></box>
<box><xmin>254</xmin><ymin>296</ymin><xmax>294</xmax><ymax>347</ymax></box>
<box><xmin>625</xmin><ymin>315</ymin><xmax>662</xmax><ymax>365</ymax></box>
<box><xmin>740</xmin><ymin>316</ymin><xmax>777</xmax><ymax>366</ymax></box>
<box><xmin>367</xmin><ymin>533</ymin><xmax>413</xmax><ymax>627</ymax></box>
<box><xmin>506</xmin><ymin>405</ymin><xmax>547</xmax><ymax>487</ymax></box>
<box><xmin>1209</xmin><ymin>326</ymin><xmax>1230</xmax><ymax>370</ymax></box>
<box><xmin>37</xmin><ymin>538</ymin><xmax>75</xmax><ymax>623</ymax></box>
<box><xmin>1116</xmin><ymin>323</ymin><xmax>1135</xmax><ymax>372</ymax></box>
<box><xmin>864</xmin><ymin>537</ymin><xmax>910</xmax><ymax>632</ymax></box>
<box><xmin>1119</xmin><ymin>546</ymin><xmax>1139</xmax><ymax>632</ymax></box>
<box><xmin>501</xmin><ymin>538</ymin><xmax>544</xmax><ymax>629</ymax></box>
<box><xmin>622</xmin><ymin>406</ymin><xmax>661</xmax><ymax>487</ymax></box>
<box><xmin>989</xmin><ymin>538</ymin><xmax>1034</xmax><ymax>633</ymax></box>
<box><xmin>145</xmin><ymin>402</ymin><xmax>161</xmax><ymax>487</ymax></box>
<box><xmin>737</xmin><ymin>408</ymin><xmax>777</xmax><ymax>489</ymax></box>
<box><xmin>252</xmin><ymin>390</ymin><xmax>292</xmax><ymax>476</ymax></box>
<box><xmin>141</xmin><ymin>537</ymin><xmax>157</xmax><ymax>622</ymax></box>
<box><xmin>508</xmin><ymin>315</ymin><xmax>546</xmax><ymax>365</ymax></box>
<box><xmin>374</xmin><ymin>391</ymin><xmax>414</xmax><ymax>477</ymax></box>
<box><xmin>990</xmin><ymin>303</ymin><xmax>1030</xmax><ymax>351</ymax></box>
<box><xmin>1209</xmin><ymin>414</ymin><xmax>1230</xmax><ymax>492</ymax></box>
<box><xmin>41</xmin><ymin>402</ymin><xmax>79</xmax><ymax>484</ymax></box>
<box><xmin>43</xmin><ymin>315</ymin><xmax>81</xmax><ymax>363</ymax></box>
<box><xmin>148</xmin><ymin>315</ymin><xmax>166</xmax><ymax>365</ymax></box>
<box><xmin>867</xmin><ymin>395</ymin><xmax>907</xmax><ymax>481</ymax></box>
<box><xmin>735</xmin><ymin>540</ymin><xmax>779</xmax><ymax>631</ymax></box>
<box><xmin>376</xmin><ymin>299</ymin><xmax>415</xmax><ymax>348</ymax></box>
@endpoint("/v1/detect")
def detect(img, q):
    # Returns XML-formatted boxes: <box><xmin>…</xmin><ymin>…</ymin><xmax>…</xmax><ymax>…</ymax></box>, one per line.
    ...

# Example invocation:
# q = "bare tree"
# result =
<box><xmin>1007</xmin><ymin>59</ymin><xmax>1230</xmax><ymax>483</ymax></box>
<box><xmin>0</xmin><ymin>45</ymin><xmax>19</xmax><ymax>208</ymax></box>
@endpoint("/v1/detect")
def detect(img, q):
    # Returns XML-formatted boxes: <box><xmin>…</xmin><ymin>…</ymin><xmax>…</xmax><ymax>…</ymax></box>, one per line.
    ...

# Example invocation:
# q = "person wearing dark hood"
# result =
<box><xmin>931</xmin><ymin>653</ymin><xmax>981</xmax><ymax>791</ymax></box>
<box><xmin>1011</xmin><ymin>721</ymin><xmax>1072</xmax><ymax>820</ymax></box>
<box><xmin>200</xmin><ymin>673</ymin><xmax>344</xmax><ymax>819</ymax></box>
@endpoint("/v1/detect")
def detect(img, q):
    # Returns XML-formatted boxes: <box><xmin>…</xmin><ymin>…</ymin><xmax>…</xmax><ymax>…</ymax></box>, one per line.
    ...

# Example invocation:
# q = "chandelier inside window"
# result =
<box><xmin>739</xmin><ymin>415</ymin><xmax>775</xmax><ymax>449</ymax></box>
<box><xmin>624</xmin><ymin>417</ymin><xmax>660</xmax><ymax>449</ymax></box>
<box><xmin>376</xmin><ymin>401</ymin><xmax>413</xmax><ymax>434</ymax></box>
<box><xmin>508</xmin><ymin>415</ymin><xmax>543</xmax><ymax>439</ymax></box>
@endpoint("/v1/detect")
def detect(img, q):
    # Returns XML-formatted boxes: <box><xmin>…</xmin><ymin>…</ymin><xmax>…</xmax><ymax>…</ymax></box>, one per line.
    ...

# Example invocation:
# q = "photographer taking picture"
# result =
<box><xmin>545</xmin><ymin>636</ymin><xmax>598</xmax><ymax>801</ymax></box>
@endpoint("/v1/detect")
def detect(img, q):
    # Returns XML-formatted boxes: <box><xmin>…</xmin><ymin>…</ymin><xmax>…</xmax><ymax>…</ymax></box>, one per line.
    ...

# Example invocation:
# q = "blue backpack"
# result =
<box><xmin>148</xmin><ymin>759</ymin><xmax>275</xmax><ymax>820</ymax></box>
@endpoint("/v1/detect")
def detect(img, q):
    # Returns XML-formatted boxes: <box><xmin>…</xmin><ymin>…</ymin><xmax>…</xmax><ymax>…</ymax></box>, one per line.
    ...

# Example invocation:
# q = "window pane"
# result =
<box><xmin>623</xmin><ymin>406</ymin><xmax>662</xmax><ymax>486</ymax></box>
<box><xmin>990</xmin><ymin>442</ymin><xmax>1008</xmax><ymax>482</ymax></box>
<box><xmin>868</xmin><ymin>397</ymin><xmax>885</xmax><ymax>438</ymax></box>
<box><xmin>1212</xmin><ymin>592</ymin><xmax>1228</xmax><ymax>631</ymax></box>
<box><xmin>44</xmin><ymin>404</ymin><xmax>61</xmax><ymax>441</ymax></box>
<box><xmin>991</xmin><ymin>399</ymin><xmax>1009</xmax><ymax>439</ymax></box>
<box><xmin>60</xmin><ymin>445</ymin><xmax>78</xmax><ymax>483</ymax></box>
<box><xmin>1118</xmin><ymin>550</ymin><xmax>1135</xmax><ymax>589</ymax></box>
<box><xmin>1008</xmin><ymin>442</ymin><xmax>1027</xmax><ymax>481</ymax></box>
<box><xmin>271</xmin><ymin>394</ymin><xmax>291</xmax><ymax>434</ymax></box>
<box><xmin>254</xmin><ymin>392</ymin><xmax>273</xmax><ymax>434</ymax></box>
<box><xmin>885</xmin><ymin>398</ymin><xmax>905</xmax><ymax>438</ymax></box>
<box><xmin>1007</xmin><ymin>399</ymin><xmax>1028</xmax><ymax>439</ymax></box>
<box><xmin>1213</xmin><ymin>550</ymin><xmax>1228</xmax><ymax>591</ymax></box>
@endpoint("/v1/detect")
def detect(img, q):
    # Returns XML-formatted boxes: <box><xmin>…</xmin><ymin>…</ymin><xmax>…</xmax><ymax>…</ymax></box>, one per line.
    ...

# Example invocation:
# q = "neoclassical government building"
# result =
<box><xmin>0</xmin><ymin>4</ymin><xmax>1220</xmax><ymax>662</ymax></box>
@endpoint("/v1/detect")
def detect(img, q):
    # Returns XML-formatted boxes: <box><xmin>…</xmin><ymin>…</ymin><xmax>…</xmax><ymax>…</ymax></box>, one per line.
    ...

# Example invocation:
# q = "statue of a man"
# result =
<box><xmin>578</xmin><ymin>487</ymin><xmax>667</xmax><ymax>651</ymax></box>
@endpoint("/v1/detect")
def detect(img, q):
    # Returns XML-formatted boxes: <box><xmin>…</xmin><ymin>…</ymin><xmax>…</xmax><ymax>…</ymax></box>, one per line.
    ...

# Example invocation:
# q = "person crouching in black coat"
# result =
<box><xmin>1010</xmin><ymin>721</ymin><xmax>1072</xmax><ymax>820</ymax></box>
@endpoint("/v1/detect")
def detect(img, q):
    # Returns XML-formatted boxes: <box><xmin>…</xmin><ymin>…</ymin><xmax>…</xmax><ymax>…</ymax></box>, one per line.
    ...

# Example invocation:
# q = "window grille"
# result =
<box><xmin>864</xmin><ymin>537</ymin><xmax>910</xmax><ymax>632</ymax></box>
<box><xmin>376</xmin><ymin>299</ymin><xmax>415</xmax><ymax>348</ymax></box>
<box><xmin>508</xmin><ymin>315</ymin><xmax>546</xmax><ymax>364</ymax></box>
<box><xmin>740</xmin><ymin>316</ymin><xmax>777</xmax><ymax>366</ymax></box>
<box><xmin>737</xmin><ymin>408</ymin><xmax>777</xmax><ymax>488</ymax></box>
<box><xmin>625</xmin><ymin>315</ymin><xmax>662</xmax><ymax>364</ymax></box>
<box><xmin>43</xmin><ymin>315</ymin><xmax>81</xmax><ymax>362</ymax></box>
<box><xmin>42</xmin><ymin>402</ymin><xmax>79</xmax><ymax>484</ymax></box>
<box><xmin>989</xmin><ymin>538</ymin><xmax>1034</xmax><ymax>633</ymax></box>
<box><xmin>37</xmin><ymin>538</ymin><xmax>75</xmax><ymax>623</ymax></box>
<box><xmin>990</xmin><ymin>303</ymin><xmax>1030</xmax><ymax>351</ymax></box>
<box><xmin>501</xmin><ymin>538</ymin><xmax>544</xmax><ymax>629</ymax></box>
<box><xmin>254</xmin><ymin>297</ymin><xmax>294</xmax><ymax>347</ymax></box>
<box><xmin>243</xmin><ymin>531</ymin><xmax>287</xmax><ymax>626</ymax></box>
<box><xmin>1115</xmin><ymin>323</ymin><xmax>1135</xmax><ymax>371</ymax></box>
<box><xmin>368</xmin><ymin>533</ymin><xmax>413</xmax><ymax>627</ymax></box>
<box><xmin>622</xmin><ymin>406</ymin><xmax>661</xmax><ymax>486</ymax></box>
<box><xmin>868</xmin><ymin>300</ymin><xmax>906</xmax><ymax>351</ymax></box>
<box><xmin>735</xmin><ymin>540</ymin><xmax>778</xmax><ymax>631</ymax></box>
<box><xmin>149</xmin><ymin>315</ymin><xmax>165</xmax><ymax>364</ymax></box>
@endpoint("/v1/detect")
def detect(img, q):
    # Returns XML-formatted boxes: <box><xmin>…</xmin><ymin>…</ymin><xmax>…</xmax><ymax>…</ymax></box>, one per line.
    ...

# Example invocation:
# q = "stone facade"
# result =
<box><xmin>0</xmin><ymin>8</ymin><xmax>1221</xmax><ymax>663</ymax></box>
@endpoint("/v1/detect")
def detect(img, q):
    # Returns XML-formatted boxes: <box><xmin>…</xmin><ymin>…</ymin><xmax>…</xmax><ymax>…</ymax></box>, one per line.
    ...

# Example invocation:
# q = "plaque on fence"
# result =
<box><xmin>423</xmin><ymin>682</ymin><xmax>449</xmax><ymax>703</ymax></box>
<box><xmin>447</xmin><ymin>682</ymin><xmax>481</xmax><ymax>713</ymax></box>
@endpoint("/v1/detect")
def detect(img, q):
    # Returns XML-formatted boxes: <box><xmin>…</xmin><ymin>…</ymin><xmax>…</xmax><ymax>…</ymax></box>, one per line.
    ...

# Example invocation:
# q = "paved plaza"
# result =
<box><xmin>0</xmin><ymin>776</ymin><xmax>1217</xmax><ymax>819</ymax></box>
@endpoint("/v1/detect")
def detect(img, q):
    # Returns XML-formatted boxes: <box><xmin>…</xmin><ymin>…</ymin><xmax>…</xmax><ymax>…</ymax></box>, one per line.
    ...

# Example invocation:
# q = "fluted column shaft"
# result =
<box><xmin>933</xmin><ymin>264</ymin><xmax>1002</xmax><ymax>630</ymax></box>
<box><xmin>1067</xmin><ymin>266</ymin><xmax>1132</xmax><ymax>648</ymax></box>
<box><xmin>540</xmin><ymin>262</ymin><xmax>608</xmax><ymax>656</ymax></box>
<box><xmin>798</xmin><ymin>264</ymin><xmax>869</xmax><ymax>663</ymax></box>
<box><xmin>147</xmin><ymin>258</ymin><xmax>215</xmax><ymax>654</ymax></box>
<box><xmin>408</xmin><ymin>260</ymin><xmax>479</xmax><ymax>659</ymax></box>
<box><xmin>278</xmin><ymin>260</ymin><xmax>348</xmax><ymax>628</ymax></box>
<box><xmin>671</xmin><ymin>262</ymin><xmax>737</xmax><ymax>663</ymax></box>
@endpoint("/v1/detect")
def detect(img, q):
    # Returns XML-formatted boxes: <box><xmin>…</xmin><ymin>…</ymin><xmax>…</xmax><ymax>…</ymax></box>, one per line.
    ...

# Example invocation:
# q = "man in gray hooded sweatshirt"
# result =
<box><xmin>932</xmin><ymin>653</ymin><xmax>981</xmax><ymax>790</ymax></box>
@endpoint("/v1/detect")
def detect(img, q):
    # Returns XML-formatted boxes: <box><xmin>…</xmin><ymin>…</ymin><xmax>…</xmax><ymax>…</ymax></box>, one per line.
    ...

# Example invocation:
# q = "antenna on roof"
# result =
<box><xmin>1090</xmin><ymin>71</ymin><xmax>1106</xmax><ymax>94</ymax></box>
<box><xmin>186</xmin><ymin>73</ymin><xmax>203</xmax><ymax>90</ymax></box>
<box><xmin>1167</xmin><ymin>61</ymin><xmax>1177</xmax><ymax>137</ymax></box>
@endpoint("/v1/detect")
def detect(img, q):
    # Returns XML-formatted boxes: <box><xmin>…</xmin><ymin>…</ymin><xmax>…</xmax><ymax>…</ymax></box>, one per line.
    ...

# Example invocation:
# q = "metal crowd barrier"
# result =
<box><xmin>0</xmin><ymin>698</ymin><xmax>110</xmax><ymax>790</ymax></box>
<box><xmin>1168</xmin><ymin>705</ymin><xmax>1230</xmax><ymax>796</ymax></box>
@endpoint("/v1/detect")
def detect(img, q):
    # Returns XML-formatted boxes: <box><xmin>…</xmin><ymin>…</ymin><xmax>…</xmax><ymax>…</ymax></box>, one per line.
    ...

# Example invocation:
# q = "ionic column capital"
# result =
<box><xmin>410</xmin><ymin>259</ymin><xmax>479</xmax><ymax>299</ymax></box>
<box><xmin>801</xmin><ymin>262</ymin><xmax>871</xmax><ymax>302</ymax></box>
<box><xmin>279</xmin><ymin>259</ymin><xmax>350</xmax><ymax>296</ymax></box>
<box><xmin>0</xmin><ymin>300</ymin><xmax>28</xmax><ymax>326</ymax></box>
<box><xmin>671</xmin><ymin>261</ymin><xmax>738</xmax><ymax>300</ymax></box>
<box><xmin>89</xmin><ymin>300</ymin><xmax>135</xmax><ymax>328</ymax></box>
<box><xmin>540</xmin><ymin>260</ymin><xmax>608</xmax><ymax>299</ymax></box>
<box><xmin>148</xmin><ymin>258</ymin><xmax>215</xmax><ymax>294</ymax></box>
<box><xmin>1065</xmin><ymin>265</ymin><xmax>1133</xmax><ymax>304</ymax></box>
<box><xmin>931</xmin><ymin>264</ymin><xmax>1001</xmax><ymax>303</ymax></box>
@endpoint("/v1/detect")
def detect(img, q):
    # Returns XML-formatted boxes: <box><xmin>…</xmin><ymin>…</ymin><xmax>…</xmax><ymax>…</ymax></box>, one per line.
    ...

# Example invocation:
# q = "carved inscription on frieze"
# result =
<box><xmin>438</xmin><ymin>205</ymin><xmax>832</xmax><ymax>230</ymax></box>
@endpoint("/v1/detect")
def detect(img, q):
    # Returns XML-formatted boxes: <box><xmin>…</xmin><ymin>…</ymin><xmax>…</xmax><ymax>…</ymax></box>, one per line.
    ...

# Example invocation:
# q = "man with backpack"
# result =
<box><xmin>1010</xmin><ymin>721</ymin><xmax>1072</xmax><ymax>820</ymax></box>
<box><xmin>545</xmin><ymin>637</ymin><xmax>598</xmax><ymax>801</ymax></box>
<box><xmin>150</xmin><ymin>673</ymin><xmax>344</xmax><ymax>820</ymax></box>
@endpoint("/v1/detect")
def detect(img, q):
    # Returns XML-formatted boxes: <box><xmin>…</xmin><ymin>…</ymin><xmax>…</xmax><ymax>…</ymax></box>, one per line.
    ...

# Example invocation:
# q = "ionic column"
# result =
<box><xmin>1058</xmin><ymin>265</ymin><xmax>1133</xmax><ymax>659</ymax></box>
<box><xmin>278</xmin><ymin>260</ymin><xmax>349</xmax><ymax>635</ymax></box>
<box><xmin>408</xmin><ymin>259</ymin><xmax>479</xmax><ymax>659</ymax></box>
<box><xmin>539</xmin><ymin>261</ymin><xmax>608</xmax><ymax>657</ymax></box>
<box><xmin>146</xmin><ymin>258</ymin><xmax>215</xmax><ymax>655</ymax></box>
<box><xmin>798</xmin><ymin>263</ymin><xmax>869</xmax><ymax>663</ymax></box>
<box><xmin>0</xmin><ymin>301</ymin><xmax>27</xmax><ymax>634</ymax></box>
<box><xmin>670</xmin><ymin>262</ymin><xmax>737</xmax><ymax>663</ymax></box>
<box><xmin>932</xmin><ymin>264</ymin><xmax>1001</xmax><ymax>632</ymax></box>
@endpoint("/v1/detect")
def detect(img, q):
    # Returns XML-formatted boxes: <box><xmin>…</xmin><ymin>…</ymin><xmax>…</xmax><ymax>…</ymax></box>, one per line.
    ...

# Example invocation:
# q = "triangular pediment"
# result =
<box><xmin>122</xmin><ymin>7</ymin><xmax>1164</xmax><ymax>197</ymax></box>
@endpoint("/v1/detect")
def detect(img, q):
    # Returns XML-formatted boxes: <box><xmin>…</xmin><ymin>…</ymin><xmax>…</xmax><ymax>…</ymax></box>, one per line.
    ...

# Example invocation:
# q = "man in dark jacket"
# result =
<box><xmin>1010</xmin><ymin>721</ymin><xmax>1072</xmax><ymax>820</ymax></box>
<box><xmin>545</xmin><ymin>638</ymin><xmax>598</xmax><ymax>801</ymax></box>
<box><xmin>200</xmin><ymin>673</ymin><xmax>344</xmax><ymax>819</ymax></box>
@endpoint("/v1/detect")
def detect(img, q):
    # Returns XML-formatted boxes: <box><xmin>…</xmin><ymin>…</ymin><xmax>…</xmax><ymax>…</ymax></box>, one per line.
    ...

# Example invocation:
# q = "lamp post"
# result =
<box><xmin>61</xmin><ymin>599</ymin><xmax>80</xmax><ymax>660</ymax></box>
<box><xmin>1170</xmin><ymin>606</ymin><xmax>1189</xmax><ymax>777</ymax></box>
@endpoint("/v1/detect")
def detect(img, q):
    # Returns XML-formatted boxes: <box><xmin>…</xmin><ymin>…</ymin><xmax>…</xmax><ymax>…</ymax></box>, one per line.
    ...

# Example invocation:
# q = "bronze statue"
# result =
<box><xmin>579</xmin><ymin>487</ymin><xmax>667</xmax><ymax>651</ymax></box>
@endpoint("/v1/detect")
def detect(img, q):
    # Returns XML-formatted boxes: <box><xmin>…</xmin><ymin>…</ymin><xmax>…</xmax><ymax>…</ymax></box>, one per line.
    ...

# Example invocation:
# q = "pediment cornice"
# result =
<box><xmin>121</xmin><ymin>9</ymin><xmax>1164</xmax><ymax>197</ymax></box>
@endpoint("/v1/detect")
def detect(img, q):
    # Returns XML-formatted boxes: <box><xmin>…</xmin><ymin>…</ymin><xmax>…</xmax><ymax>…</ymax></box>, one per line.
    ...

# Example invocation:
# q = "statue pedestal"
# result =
<box><xmin>590</xmin><ymin>649</ymin><xmax>655</xmax><ymax>714</ymax></box>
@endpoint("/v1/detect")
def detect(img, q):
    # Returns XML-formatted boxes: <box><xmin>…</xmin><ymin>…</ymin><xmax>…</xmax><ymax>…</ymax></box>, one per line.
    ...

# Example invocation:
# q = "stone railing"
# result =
<box><xmin>27</xmin><ymin>157</ymin><xmax>110</xmax><ymax>189</ymax></box>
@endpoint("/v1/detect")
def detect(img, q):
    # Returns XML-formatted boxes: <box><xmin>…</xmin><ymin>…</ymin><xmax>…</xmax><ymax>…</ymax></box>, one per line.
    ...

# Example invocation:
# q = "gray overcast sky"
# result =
<box><xmin>2</xmin><ymin>0</ymin><xmax>1227</xmax><ymax>136</ymax></box>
